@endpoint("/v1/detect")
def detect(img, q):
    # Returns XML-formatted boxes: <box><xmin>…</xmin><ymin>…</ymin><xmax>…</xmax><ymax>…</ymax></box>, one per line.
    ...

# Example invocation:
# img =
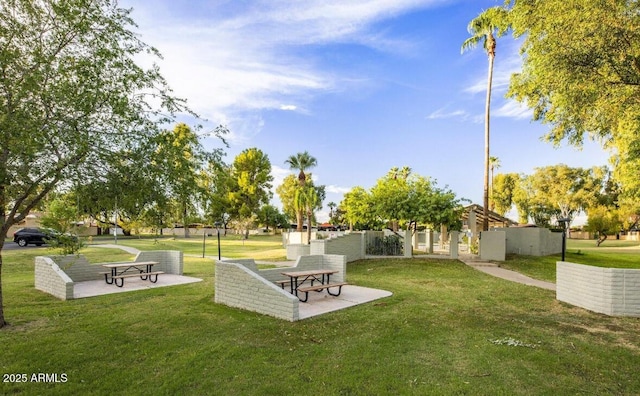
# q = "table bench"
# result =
<box><xmin>280</xmin><ymin>269</ymin><xmax>345</xmax><ymax>302</ymax></box>
<box><xmin>296</xmin><ymin>282</ymin><xmax>348</xmax><ymax>302</ymax></box>
<box><xmin>102</xmin><ymin>261</ymin><xmax>163</xmax><ymax>287</ymax></box>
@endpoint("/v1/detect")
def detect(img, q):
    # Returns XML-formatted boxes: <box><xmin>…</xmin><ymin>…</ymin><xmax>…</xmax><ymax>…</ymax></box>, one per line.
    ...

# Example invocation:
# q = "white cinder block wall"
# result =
<box><xmin>557</xmin><ymin>261</ymin><xmax>640</xmax><ymax>317</ymax></box>
<box><xmin>34</xmin><ymin>251</ymin><xmax>184</xmax><ymax>300</ymax></box>
<box><xmin>310</xmin><ymin>233</ymin><xmax>365</xmax><ymax>263</ymax></box>
<box><xmin>215</xmin><ymin>255</ymin><xmax>347</xmax><ymax>320</ymax></box>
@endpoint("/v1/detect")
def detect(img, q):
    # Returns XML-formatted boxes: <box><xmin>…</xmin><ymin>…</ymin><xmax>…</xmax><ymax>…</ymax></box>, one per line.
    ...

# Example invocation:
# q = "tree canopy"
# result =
<box><xmin>0</xmin><ymin>0</ymin><xmax>207</xmax><ymax>327</ymax></box>
<box><xmin>341</xmin><ymin>168</ymin><xmax>465</xmax><ymax>231</ymax></box>
<box><xmin>507</xmin><ymin>0</ymin><xmax>640</xmax><ymax>200</ymax></box>
<box><xmin>227</xmin><ymin>148</ymin><xmax>273</xmax><ymax>232</ymax></box>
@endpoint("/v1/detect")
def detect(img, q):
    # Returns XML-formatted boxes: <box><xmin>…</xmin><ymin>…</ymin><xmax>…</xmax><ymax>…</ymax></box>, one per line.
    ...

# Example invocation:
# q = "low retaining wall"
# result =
<box><xmin>35</xmin><ymin>251</ymin><xmax>183</xmax><ymax>300</ymax></box>
<box><xmin>286</xmin><ymin>244</ymin><xmax>310</xmax><ymax>260</ymax></box>
<box><xmin>215</xmin><ymin>254</ymin><xmax>347</xmax><ymax>321</ymax></box>
<box><xmin>556</xmin><ymin>261</ymin><xmax>640</xmax><ymax>317</ymax></box>
<box><xmin>311</xmin><ymin>233</ymin><xmax>365</xmax><ymax>263</ymax></box>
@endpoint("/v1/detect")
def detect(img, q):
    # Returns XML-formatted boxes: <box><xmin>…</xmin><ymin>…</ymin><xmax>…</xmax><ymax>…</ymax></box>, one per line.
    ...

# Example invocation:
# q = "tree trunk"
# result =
<box><xmin>0</xmin><ymin>248</ymin><xmax>6</xmax><ymax>328</ymax></box>
<box><xmin>183</xmin><ymin>203</ymin><xmax>190</xmax><ymax>238</ymax></box>
<box><xmin>483</xmin><ymin>52</ymin><xmax>495</xmax><ymax>232</ymax></box>
<box><xmin>307</xmin><ymin>210</ymin><xmax>312</xmax><ymax>245</ymax></box>
<box><xmin>296</xmin><ymin>210</ymin><xmax>303</xmax><ymax>232</ymax></box>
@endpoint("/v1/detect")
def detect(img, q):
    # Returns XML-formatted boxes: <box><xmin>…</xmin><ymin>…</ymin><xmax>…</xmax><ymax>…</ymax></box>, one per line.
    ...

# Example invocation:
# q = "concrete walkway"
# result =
<box><xmin>460</xmin><ymin>258</ymin><xmax>556</xmax><ymax>291</ymax></box>
<box><xmin>93</xmin><ymin>244</ymin><xmax>141</xmax><ymax>255</ymax></box>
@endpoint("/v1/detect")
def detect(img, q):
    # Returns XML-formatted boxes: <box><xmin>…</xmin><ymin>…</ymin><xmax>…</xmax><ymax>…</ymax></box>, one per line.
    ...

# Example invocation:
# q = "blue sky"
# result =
<box><xmin>123</xmin><ymin>0</ymin><xmax>610</xmax><ymax>223</ymax></box>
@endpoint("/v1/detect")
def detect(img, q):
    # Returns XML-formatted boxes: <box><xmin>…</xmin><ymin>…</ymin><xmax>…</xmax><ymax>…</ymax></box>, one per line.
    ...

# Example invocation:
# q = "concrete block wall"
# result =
<box><xmin>310</xmin><ymin>233</ymin><xmax>365</xmax><ymax>263</ymax></box>
<box><xmin>286</xmin><ymin>244</ymin><xmax>310</xmax><ymax>260</ymax></box>
<box><xmin>215</xmin><ymin>261</ymin><xmax>299</xmax><ymax>321</ymax></box>
<box><xmin>34</xmin><ymin>251</ymin><xmax>183</xmax><ymax>300</ymax></box>
<box><xmin>480</xmin><ymin>230</ymin><xmax>506</xmax><ymax>261</ymax></box>
<box><xmin>557</xmin><ymin>261</ymin><xmax>640</xmax><ymax>317</ymax></box>
<box><xmin>215</xmin><ymin>254</ymin><xmax>347</xmax><ymax>321</ymax></box>
<box><xmin>34</xmin><ymin>257</ymin><xmax>74</xmax><ymax>300</ymax></box>
<box><xmin>136</xmin><ymin>251</ymin><xmax>183</xmax><ymax>275</ymax></box>
<box><xmin>503</xmin><ymin>227</ymin><xmax>562</xmax><ymax>256</ymax></box>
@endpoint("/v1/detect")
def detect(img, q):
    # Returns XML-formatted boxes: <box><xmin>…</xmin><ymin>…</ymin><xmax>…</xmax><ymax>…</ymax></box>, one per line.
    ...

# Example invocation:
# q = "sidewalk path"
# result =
<box><xmin>93</xmin><ymin>244</ymin><xmax>141</xmax><ymax>255</ymax></box>
<box><xmin>460</xmin><ymin>259</ymin><xmax>556</xmax><ymax>291</ymax></box>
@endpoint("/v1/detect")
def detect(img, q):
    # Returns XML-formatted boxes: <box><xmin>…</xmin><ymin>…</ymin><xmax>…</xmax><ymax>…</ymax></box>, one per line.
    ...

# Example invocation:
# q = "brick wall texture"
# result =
<box><xmin>215</xmin><ymin>254</ymin><xmax>347</xmax><ymax>321</ymax></box>
<box><xmin>557</xmin><ymin>261</ymin><xmax>640</xmax><ymax>317</ymax></box>
<box><xmin>34</xmin><ymin>251</ymin><xmax>183</xmax><ymax>300</ymax></box>
<box><xmin>310</xmin><ymin>233</ymin><xmax>364</xmax><ymax>263</ymax></box>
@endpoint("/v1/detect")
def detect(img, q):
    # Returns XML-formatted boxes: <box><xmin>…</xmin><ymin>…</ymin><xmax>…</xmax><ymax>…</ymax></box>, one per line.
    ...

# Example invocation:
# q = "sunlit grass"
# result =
<box><xmin>1</xmin><ymin>246</ymin><xmax>640</xmax><ymax>395</ymax></box>
<box><xmin>89</xmin><ymin>233</ymin><xmax>287</xmax><ymax>261</ymax></box>
<box><xmin>499</xmin><ymin>239</ymin><xmax>640</xmax><ymax>282</ymax></box>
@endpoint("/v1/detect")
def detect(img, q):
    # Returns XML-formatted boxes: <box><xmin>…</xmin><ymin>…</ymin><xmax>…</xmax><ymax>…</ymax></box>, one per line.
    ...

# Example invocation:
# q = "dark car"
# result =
<box><xmin>13</xmin><ymin>227</ymin><xmax>63</xmax><ymax>247</ymax></box>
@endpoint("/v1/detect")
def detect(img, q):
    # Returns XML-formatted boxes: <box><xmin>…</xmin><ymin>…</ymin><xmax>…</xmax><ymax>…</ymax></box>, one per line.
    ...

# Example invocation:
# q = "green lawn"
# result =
<box><xmin>1</xmin><ymin>244</ymin><xmax>639</xmax><ymax>395</ymax></box>
<box><xmin>90</xmin><ymin>233</ymin><xmax>288</xmax><ymax>261</ymax></box>
<box><xmin>500</xmin><ymin>239</ymin><xmax>640</xmax><ymax>282</ymax></box>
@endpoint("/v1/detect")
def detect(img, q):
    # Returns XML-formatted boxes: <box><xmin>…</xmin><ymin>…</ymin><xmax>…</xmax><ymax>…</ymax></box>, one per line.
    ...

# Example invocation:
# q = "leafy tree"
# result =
<box><xmin>461</xmin><ymin>6</ymin><xmax>510</xmax><ymax>231</ymax></box>
<box><xmin>74</xmin><ymin>149</ymin><xmax>164</xmax><ymax>235</ymax></box>
<box><xmin>344</xmin><ymin>168</ymin><xmax>465</xmax><ymax>232</ymax></box>
<box><xmin>0</xmin><ymin>0</ymin><xmax>191</xmax><ymax>327</ymax></box>
<box><xmin>370</xmin><ymin>168</ymin><xmax>412</xmax><ymax>231</ymax></box>
<box><xmin>489</xmin><ymin>156</ymin><xmax>501</xmax><ymax>210</ymax></box>
<box><xmin>201</xmin><ymin>162</ymin><xmax>233</xmax><ymax>235</ymax></box>
<box><xmin>585</xmin><ymin>206</ymin><xmax>623</xmax><ymax>246</ymax></box>
<box><xmin>227</xmin><ymin>148</ymin><xmax>273</xmax><ymax>238</ymax></box>
<box><xmin>276</xmin><ymin>173</ymin><xmax>324</xmax><ymax>228</ymax></box>
<box><xmin>491</xmin><ymin>173</ymin><xmax>517</xmax><ymax>216</ymax></box>
<box><xmin>284</xmin><ymin>151</ymin><xmax>317</xmax><ymax>231</ymax></box>
<box><xmin>508</xmin><ymin>0</ymin><xmax>640</xmax><ymax>200</ymax></box>
<box><xmin>341</xmin><ymin>187</ymin><xmax>377</xmax><ymax>230</ymax></box>
<box><xmin>256</xmin><ymin>205</ymin><xmax>287</xmax><ymax>232</ymax></box>
<box><xmin>39</xmin><ymin>195</ymin><xmax>84</xmax><ymax>254</ymax></box>
<box><xmin>513</xmin><ymin>165</ymin><xmax>606</xmax><ymax>229</ymax></box>
<box><xmin>276</xmin><ymin>175</ymin><xmax>299</xmax><ymax>224</ymax></box>
<box><xmin>154</xmin><ymin>123</ymin><xmax>226</xmax><ymax>238</ymax></box>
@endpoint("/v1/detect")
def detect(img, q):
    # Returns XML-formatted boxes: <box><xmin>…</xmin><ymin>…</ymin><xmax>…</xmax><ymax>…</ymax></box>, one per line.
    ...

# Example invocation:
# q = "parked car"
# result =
<box><xmin>13</xmin><ymin>227</ymin><xmax>76</xmax><ymax>247</ymax></box>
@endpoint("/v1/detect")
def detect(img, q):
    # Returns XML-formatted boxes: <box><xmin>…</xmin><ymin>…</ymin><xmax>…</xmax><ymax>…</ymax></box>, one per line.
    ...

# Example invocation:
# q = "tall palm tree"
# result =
<box><xmin>294</xmin><ymin>185</ymin><xmax>319</xmax><ymax>244</ymax></box>
<box><xmin>285</xmin><ymin>151</ymin><xmax>317</xmax><ymax>186</ymax></box>
<box><xmin>285</xmin><ymin>151</ymin><xmax>318</xmax><ymax>231</ymax></box>
<box><xmin>461</xmin><ymin>6</ymin><xmax>509</xmax><ymax>231</ymax></box>
<box><xmin>489</xmin><ymin>156</ymin><xmax>501</xmax><ymax>210</ymax></box>
<box><xmin>327</xmin><ymin>201</ymin><xmax>337</xmax><ymax>222</ymax></box>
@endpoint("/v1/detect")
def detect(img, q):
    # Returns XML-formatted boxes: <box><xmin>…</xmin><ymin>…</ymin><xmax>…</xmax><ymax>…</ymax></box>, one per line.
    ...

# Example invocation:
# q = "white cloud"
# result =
<box><xmin>270</xmin><ymin>165</ymin><xmax>292</xmax><ymax>191</ymax></box>
<box><xmin>326</xmin><ymin>185</ymin><xmax>351</xmax><ymax>194</ymax></box>
<box><xmin>462</xmin><ymin>42</ymin><xmax>522</xmax><ymax>95</ymax></box>
<box><xmin>124</xmin><ymin>0</ymin><xmax>447</xmax><ymax>143</ymax></box>
<box><xmin>427</xmin><ymin>108</ymin><xmax>468</xmax><ymax>120</ymax></box>
<box><xmin>494</xmin><ymin>100</ymin><xmax>533</xmax><ymax>120</ymax></box>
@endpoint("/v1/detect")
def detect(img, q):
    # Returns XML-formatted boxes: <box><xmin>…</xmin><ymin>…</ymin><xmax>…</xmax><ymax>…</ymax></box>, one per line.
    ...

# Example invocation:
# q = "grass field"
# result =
<box><xmin>500</xmin><ymin>239</ymin><xmax>640</xmax><ymax>282</ymax></box>
<box><xmin>90</xmin><ymin>233</ymin><xmax>288</xmax><ymax>261</ymax></box>
<box><xmin>1</xmin><ymin>240</ymin><xmax>640</xmax><ymax>395</ymax></box>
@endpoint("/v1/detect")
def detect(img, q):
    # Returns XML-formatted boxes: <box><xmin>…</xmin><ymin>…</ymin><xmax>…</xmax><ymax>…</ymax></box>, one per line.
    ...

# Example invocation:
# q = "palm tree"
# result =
<box><xmin>294</xmin><ymin>185</ymin><xmax>319</xmax><ymax>244</ymax></box>
<box><xmin>489</xmin><ymin>156</ymin><xmax>501</xmax><ymax>210</ymax></box>
<box><xmin>327</xmin><ymin>201</ymin><xmax>337</xmax><ymax>222</ymax></box>
<box><xmin>285</xmin><ymin>151</ymin><xmax>317</xmax><ymax>186</ymax></box>
<box><xmin>461</xmin><ymin>6</ymin><xmax>509</xmax><ymax>231</ymax></box>
<box><xmin>285</xmin><ymin>151</ymin><xmax>318</xmax><ymax>231</ymax></box>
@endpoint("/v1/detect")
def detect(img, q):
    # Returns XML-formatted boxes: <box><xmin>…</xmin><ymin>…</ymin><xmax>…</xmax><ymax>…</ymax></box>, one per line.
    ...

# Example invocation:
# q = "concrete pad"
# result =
<box><xmin>298</xmin><ymin>285</ymin><xmax>393</xmax><ymax>320</ymax></box>
<box><xmin>73</xmin><ymin>274</ymin><xmax>203</xmax><ymax>299</ymax></box>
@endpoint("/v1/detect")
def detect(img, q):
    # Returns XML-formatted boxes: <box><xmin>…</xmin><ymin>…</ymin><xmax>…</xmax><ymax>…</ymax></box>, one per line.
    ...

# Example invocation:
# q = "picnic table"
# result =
<box><xmin>102</xmin><ymin>261</ymin><xmax>163</xmax><ymax>288</ymax></box>
<box><xmin>280</xmin><ymin>269</ymin><xmax>347</xmax><ymax>302</ymax></box>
